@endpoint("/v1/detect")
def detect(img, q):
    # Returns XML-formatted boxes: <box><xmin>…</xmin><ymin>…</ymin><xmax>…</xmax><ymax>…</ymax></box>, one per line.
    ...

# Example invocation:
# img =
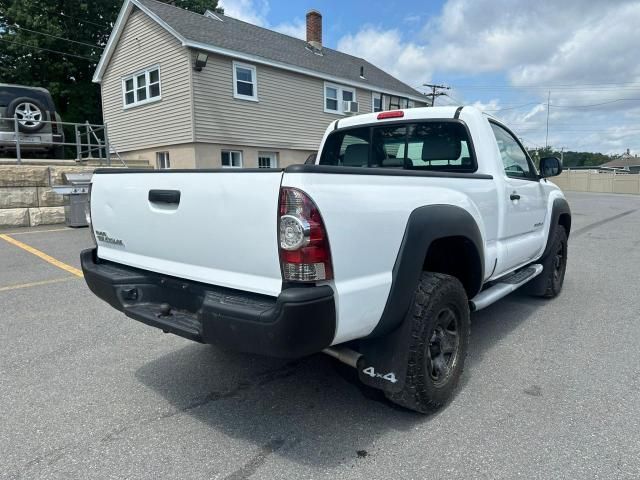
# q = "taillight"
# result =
<box><xmin>278</xmin><ymin>187</ymin><xmax>333</xmax><ymax>282</ymax></box>
<box><xmin>377</xmin><ymin>110</ymin><xmax>404</xmax><ymax>120</ymax></box>
<box><xmin>88</xmin><ymin>183</ymin><xmax>97</xmax><ymax>247</ymax></box>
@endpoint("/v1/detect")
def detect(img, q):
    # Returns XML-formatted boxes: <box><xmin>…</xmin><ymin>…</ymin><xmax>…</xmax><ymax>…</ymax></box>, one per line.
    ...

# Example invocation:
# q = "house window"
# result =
<box><xmin>387</xmin><ymin>95</ymin><xmax>411</xmax><ymax>110</ymax></box>
<box><xmin>372</xmin><ymin>92</ymin><xmax>384</xmax><ymax>112</ymax></box>
<box><xmin>233</xmin><ymin>62</ymin><xmax>258</xmax><ymax>101</ymax></box>
<box><xmin>258</xmin><ymin>152</ymin><xmax>278</xmax><ymax>168</ymax></box>
<box><xmin>324</xmin><ymin>82</ymin><xmax>356</xmax><ymax>114</ymax></box>
<box><xmin>155</xmin><ymin>151</ymin><xmax>170</xmax><ymax>169</ymax></box>
<box><xmin>221</xmin><ymin>150</ymin><xmax>242</xmax><ymax>168</ymax></box>
<box><xmin>122</xmin><ymin>66</ymin><xmax>161</xmax><ymax>107</ymax></box>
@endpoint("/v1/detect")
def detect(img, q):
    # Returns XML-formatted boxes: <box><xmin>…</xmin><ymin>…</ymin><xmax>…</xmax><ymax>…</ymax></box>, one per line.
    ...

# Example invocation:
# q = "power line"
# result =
<box><xmin>11</xmin><ymin>26</ymin><xmax>104</xmax><ymax>49</ymax></box>
<box><xmin>481</xmin><ymin>98</ymin><xmax>640</xmax><ymax>113</ymax></box>
<box><xmin>550</xmin><ymin>98</ymin><xmax>640</xmax><ymax>108</ymax></box>
<box><xmin>484</xmin><ymin>102</ymin><xmax>541</xmax><ymax>112</ymax></box>
<box><xmin>423</xmin><ymin>83</ymin><xmax>450</xmax><ymax>107</ymax></box>
<box><xmin>0</xmin><ymin>38</ymin><xmax>99</xmax><ymax>61</ymax></box>
<box><xmin>454</xmin><ymin>81</ymin><xmax>640</xmax><ymax>88</ymax></box>
<box><xmin>443</xmin><ymin>92</ymin><xmax>465</xmax><ymax>105</ymax></box>
<box><xmin>58</xmin><ymin>12</ymin><xmax>110</xmax><ymax>28</ymax></box>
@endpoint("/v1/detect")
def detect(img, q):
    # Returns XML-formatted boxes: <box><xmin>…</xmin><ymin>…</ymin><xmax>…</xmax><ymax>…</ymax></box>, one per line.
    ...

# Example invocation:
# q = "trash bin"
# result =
<box><xmin>52</xmin><ymin>172</ymin><xmax>93</xmax><ymax>227</ymax></box>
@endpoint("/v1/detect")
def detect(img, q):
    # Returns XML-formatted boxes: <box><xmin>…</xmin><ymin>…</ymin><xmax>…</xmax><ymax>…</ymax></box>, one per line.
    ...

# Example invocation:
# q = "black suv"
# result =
<box><xmin>0</xmin><ymin>84</ymin><xmax>65</xmax><ymax>158</ymax></box>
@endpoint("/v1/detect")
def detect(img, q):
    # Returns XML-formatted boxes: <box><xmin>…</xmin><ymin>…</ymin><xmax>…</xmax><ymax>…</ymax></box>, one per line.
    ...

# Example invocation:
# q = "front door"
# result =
<box><xmin>490</xmin><ymin>122</ymin><xmax>547</xmax><ymax>270</ymax></box>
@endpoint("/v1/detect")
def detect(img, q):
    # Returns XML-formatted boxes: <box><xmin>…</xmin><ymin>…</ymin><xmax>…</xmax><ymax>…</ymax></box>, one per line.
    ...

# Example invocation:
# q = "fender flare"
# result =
<box><xmin>367</xmin><ymin>204</ymin><xmax>484</xmax><ymax>339</ymax></box>
<box><xmin>542</xmin><ymin>197</ymin><xmax>571</xmax><ymax>259</ymax></box>
<box><xmin>357</xmin><ymin>204</ymin><xmax>484</xmax><ymax>392</ymax></box>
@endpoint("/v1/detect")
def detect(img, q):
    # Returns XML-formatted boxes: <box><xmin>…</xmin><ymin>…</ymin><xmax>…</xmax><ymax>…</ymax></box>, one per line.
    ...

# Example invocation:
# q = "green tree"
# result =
<box><xmin>527</xmin><ymin>148</ymin><xmax>614</xmax><ymax>168</ymax></box>
<box><xmin>0</xmin><ymin>0</ymin><xmax>218</xmax><ymax>124</ymax></box>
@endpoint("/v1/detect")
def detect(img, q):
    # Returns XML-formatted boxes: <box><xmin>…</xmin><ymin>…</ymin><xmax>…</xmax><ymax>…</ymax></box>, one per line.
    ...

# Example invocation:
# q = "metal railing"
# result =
<box><xmin>1</xmin><ymin>116</ymin><xmax>126</xmax><ymax>166</ymax></box>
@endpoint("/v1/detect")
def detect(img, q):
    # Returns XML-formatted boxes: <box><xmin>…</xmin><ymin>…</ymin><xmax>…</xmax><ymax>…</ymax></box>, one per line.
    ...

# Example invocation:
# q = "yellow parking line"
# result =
<box><xmin>0</xmin><ymin>276</ymin><xmax>78</xmax><ymax>292</ymax></box>
<box><xmin>0</xmin><ymin>234</ymin><xmax>84</xmax><ymax>278</ymax></box>
<box><xmin>4</xmin><ymin>227</ymin><xmax>72</xmax><ymax>236</ymax></box>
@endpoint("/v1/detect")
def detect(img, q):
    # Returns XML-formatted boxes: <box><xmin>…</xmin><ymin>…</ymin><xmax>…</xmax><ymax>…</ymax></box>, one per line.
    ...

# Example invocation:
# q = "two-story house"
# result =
<box><xmin>94</xmin><ymin>0</ymin><xmax>428</xmax><ymax>169</ymax></box>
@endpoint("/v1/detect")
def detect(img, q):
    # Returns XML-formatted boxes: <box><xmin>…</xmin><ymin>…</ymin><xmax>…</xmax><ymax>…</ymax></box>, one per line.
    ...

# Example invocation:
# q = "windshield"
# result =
<box><xmin>319</xmin><ymin>121</ymin><xmax>475</xmax><ymax>172</ymax></box>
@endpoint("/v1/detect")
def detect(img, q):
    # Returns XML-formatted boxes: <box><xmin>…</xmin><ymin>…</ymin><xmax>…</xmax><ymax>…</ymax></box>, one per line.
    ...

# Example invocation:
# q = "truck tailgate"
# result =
<box><xmin>90</xmin><ymin>170</ymin><xmax>284</xmax><ymax>296</ymax></box>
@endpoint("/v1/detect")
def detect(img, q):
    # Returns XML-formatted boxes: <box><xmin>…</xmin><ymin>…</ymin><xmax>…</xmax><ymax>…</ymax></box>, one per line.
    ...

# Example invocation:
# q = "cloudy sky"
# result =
<box><xmin>218</xmin><ymin>0</ymin><xmax>640</xmax><ymax>154</ymax></box>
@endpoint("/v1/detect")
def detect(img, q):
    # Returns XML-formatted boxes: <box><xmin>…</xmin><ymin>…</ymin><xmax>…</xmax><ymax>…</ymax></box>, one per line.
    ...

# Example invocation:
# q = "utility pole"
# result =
<box><xmin>545</xmin><ymin>90</ymin><xmax>551</xmax><ymax>149</ymax></box>
<box><xmin>558</xmin><ymin>146</ymin><xmax>567</xmax><ymax>165</ymax></box>
<box><xmin>423</xmin><ymin>83</ymin><xmax>450</xmax><ymax>107</ymax></box>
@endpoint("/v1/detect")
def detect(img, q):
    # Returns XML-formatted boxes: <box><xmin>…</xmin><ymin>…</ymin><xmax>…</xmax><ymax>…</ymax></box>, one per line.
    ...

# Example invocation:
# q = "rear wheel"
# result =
<box><xmin>385</xmin><ymin>272</ymin><xmax>470</xmax><ymax>413</ymax></box>
<box><xmin>526</xmin><ymin>226</ymin><xmax>568</xmax><ymax>298</ymax></box>
<box><xmin>7</xmin><ymin>97</ymin><xmax>46</xmax><ymax>133</ymax></box>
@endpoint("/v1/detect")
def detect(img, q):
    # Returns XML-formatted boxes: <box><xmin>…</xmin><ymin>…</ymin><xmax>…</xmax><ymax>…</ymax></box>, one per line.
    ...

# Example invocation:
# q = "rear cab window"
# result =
<box><xmin>319</xmin><ymin>121</ymin><xmax>476</xmax><ymax>172</ymax></box>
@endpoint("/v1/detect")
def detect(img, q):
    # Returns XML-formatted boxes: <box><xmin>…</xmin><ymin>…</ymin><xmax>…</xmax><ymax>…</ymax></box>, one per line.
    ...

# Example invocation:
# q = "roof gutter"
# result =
<box><xmin>182</xmin><ymin>39</ymin><xmax>427</xmax><ymax>103</ymax></box>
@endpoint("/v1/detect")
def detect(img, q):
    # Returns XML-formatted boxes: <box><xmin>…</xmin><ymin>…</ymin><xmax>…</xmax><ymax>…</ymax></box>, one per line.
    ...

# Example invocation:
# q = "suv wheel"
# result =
<box><xmin>385</xmin><ymin>272</ymin><xmax>470</xmax><ymax>413</ymax></box>
<box><xmin>8</xmin><ymin>97</ymin><xmax>46</xmax><ymax>133</ymax></box>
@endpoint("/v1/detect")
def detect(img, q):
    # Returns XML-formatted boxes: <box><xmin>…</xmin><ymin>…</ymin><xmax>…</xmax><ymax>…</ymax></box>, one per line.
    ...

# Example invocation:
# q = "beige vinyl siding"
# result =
<box><xmin>101</xmin><ymin>8</ymin><xmax>193</xmax><ymax>152</ymax></box>
<box><xmin>192</xmin><ymin>52</ymin><xmax>374</xmax><ymax>151</ymax></box>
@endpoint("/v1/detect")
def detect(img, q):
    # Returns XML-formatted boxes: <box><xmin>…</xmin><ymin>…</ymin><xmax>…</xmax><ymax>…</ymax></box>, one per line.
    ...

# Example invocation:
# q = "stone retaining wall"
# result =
<box><xmin>0</xmin><ymin>165</ymin><xmax>96</xmax><ymax>228</ymax></box>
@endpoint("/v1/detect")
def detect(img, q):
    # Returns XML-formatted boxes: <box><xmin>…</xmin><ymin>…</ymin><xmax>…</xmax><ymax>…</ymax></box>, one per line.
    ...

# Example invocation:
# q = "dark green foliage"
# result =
<box><xmin>0</xmin><ymin>0</ymin><xmax>217</xmax><ymax>124</ymax></box>
<box><xmin>527</xmin><ymin>147</ymin><xmax>615</xmax><ymax>168</ymax></box>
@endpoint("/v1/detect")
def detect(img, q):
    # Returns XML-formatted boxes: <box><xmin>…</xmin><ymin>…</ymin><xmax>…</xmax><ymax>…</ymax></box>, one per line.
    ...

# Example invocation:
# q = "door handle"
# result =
<box><xmin>510</xmin><ymin>192</ymin><xmax>521</xmax><ymax>201</ymax></box>
<box><xmin>148</xmin><ymin>189</ymin><xmax>181</xmax><ymax>204</ymax></box>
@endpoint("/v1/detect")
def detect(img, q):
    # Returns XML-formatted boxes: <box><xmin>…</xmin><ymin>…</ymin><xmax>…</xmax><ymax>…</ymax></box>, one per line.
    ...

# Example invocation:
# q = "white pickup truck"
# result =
<box><xmin>82</xmin><ymin>106</ymin><xmax>570</xmax><ymax>413</ymax></box>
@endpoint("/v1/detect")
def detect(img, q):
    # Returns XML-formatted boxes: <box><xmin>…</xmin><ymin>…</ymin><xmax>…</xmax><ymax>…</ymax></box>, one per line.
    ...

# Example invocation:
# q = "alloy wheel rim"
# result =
<box><xmin>426</xmin><ymin>307</ymin><xmax>459</xmax><ymax>385</ymax></box>
<box><xmin>15</xmin><ymin>102</ymin><xmax>43</xmax><ymax>127</ymax></box>
<box><xmin>553</xmin><ymin>241</ymin><xmax>565</xmax><ymax>283</ymax></box>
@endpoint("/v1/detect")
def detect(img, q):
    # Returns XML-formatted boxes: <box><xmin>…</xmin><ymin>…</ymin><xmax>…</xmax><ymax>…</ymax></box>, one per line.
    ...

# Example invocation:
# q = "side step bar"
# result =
<box><xmin>470</xmin><ymin>264</ymin><xmax>543</xmax><ymax>312</ymax></box>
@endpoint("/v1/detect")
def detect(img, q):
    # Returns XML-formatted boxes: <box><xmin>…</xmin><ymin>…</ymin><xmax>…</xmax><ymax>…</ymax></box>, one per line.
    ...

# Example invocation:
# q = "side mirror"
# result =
<box><xmin>540</xmin><ymin>156</ymin><xmax>562</xmax><ymax>178</ymax></box>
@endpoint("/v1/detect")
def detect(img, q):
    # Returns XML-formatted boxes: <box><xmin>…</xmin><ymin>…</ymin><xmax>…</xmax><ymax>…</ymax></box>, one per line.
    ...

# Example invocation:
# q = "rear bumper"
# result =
<box><xmin>81</xmin><ymin>249</ymin><xmax>336</xmax><ymax>358</ymax></box>
<box><xmin>0</xmin><ymin>131</ymin><xmax>61</xmax><ymax>149</ymax></box>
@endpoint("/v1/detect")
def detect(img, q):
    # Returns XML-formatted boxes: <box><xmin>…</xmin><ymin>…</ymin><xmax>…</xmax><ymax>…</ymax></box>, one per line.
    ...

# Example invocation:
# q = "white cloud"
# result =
<box><xmin>218</xmin><ymin>0</ymin><xmax>305</xmax><ymax>39</ymax></box>
<box><xmin>218</xmin><ymin>0</ymin><xmax>269</xmax><ymax>25</ymax></box>
<box><xmin>272</xmin><ymin>18</ymin><xmax>306</xmax><ymax>40</ymax></box>
<box><xmin>337</xmin><ymin>28</ymin><xmax>429</xmax><ymax>88</ymax></box>
<box><xmin>336</xmin><ymin>0</ymin><xmax>640</xmax><ymax>153</ymax></box>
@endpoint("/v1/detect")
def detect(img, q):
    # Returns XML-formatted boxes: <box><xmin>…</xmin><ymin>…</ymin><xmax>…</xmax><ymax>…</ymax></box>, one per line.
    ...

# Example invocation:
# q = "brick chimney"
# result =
<box><xmin>306</xmin><ymin>10</ymin><xmax>322</xmax><ymax>50</ymax></box>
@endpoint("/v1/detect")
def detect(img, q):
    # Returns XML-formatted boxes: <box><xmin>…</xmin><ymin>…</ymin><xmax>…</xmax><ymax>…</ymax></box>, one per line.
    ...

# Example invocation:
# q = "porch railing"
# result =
<box><xmin>1</xmin><ymin>116</ymin><xmax>126</xmax><ymax>166</ymax></box>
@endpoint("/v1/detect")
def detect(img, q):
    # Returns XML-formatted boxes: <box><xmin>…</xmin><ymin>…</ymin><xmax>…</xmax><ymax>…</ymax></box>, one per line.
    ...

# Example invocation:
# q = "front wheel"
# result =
<box><xmin>385</xmin><ymin>272</ymin><xmax>470</xmax><ymax>413</ymax></box>
<box><xmin>526</xmin><ymin>226</ymin><xmax>568</xmax><ymax>298</ymax></box>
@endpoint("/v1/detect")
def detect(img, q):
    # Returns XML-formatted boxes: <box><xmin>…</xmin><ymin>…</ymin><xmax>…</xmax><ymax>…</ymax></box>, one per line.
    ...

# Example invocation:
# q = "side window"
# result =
<box><xmin>490</xmin><ymin>123</ymin><xmax>534</xmax><ymax>179</ymax></box>
<box><xmin>319</xmin><ymin>127</ymin><xmax>369</xmax><ymax>166</ymax></box>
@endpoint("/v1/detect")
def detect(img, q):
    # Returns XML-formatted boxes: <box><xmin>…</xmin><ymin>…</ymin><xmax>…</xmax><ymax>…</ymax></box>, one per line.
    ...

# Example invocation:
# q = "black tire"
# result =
<box><xmin>7</xmin><ymin>97</ymin><xmax>47</xmax><ymax>133</ymax></box>
<box><xmin>385</xmin><ymin>272</ymin><xmax>470</xmax><ymax>413</ymax></box>
<box><xmin>526</xmin><ymin>226</ymin><xmax>568</xmax><ymax>298</ymax></box>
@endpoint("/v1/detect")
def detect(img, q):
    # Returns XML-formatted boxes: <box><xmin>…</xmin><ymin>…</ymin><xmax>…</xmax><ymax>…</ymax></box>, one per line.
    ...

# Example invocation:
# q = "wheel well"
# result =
<box><xmin>422</xmin><ymin>236</ymin><xmax>482</xmax><ymax>298</ymax></box>
<box><xmin>558</xmin><ymin>213</ymin><xmax>571</xmax><ymax>237</ymax></box>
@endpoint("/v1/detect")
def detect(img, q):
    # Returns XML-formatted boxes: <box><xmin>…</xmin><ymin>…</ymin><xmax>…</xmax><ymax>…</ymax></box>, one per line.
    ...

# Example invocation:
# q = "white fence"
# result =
<box><xmin>552</xmin><ymin>170</ymin><xmax>640</xmax><ymax>195</ymax></box>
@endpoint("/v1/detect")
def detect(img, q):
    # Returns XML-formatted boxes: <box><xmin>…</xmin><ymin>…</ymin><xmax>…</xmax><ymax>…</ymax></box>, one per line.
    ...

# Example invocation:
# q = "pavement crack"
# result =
<box><xmin>12</xmin><ymin>443</ymin><xmax>75</xmax><ymax>479</ymax></box>
<box><xmin>100</xmin><ymin>361</ymin><xmax>299</xmax><ymax>444</ymax></box>
<box><xmin>223</xmin><ymin>438</ymin><xmax>286</xmax><ymax>480</ymax></box>
<box><xmin>572</xmin><ymin>209</ymin><xmax>637</xmax><ymax>237</ymax></box>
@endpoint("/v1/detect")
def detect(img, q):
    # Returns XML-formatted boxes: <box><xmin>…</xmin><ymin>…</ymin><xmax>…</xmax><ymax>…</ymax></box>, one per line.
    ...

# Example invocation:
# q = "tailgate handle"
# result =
<box><xmin>149</xmin><ymin>189</ymin><xmax>181</xmax><ymax>204</ymax></box>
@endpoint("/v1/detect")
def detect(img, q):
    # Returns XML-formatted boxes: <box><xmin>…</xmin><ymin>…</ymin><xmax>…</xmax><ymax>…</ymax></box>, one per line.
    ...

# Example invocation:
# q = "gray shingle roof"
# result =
<box><xmin>136</xmin><ymin>0</ymin><xmax>424</xmax><ymax>98</ymax></box>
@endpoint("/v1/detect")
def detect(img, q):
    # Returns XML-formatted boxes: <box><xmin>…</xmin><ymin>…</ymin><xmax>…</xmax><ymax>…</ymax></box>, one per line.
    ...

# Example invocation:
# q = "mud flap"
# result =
<box><xmin>356</xmin><ymin>309</ymin><xmax>415</xmax><ymax>393</ymax></box>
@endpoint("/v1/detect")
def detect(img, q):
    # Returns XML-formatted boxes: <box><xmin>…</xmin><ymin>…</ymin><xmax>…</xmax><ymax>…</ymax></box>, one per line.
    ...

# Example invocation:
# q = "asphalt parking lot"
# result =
<box><xmin>1</xmin><ymin>191</ymin><xmax>639</xmax><ymax>480</ymax></box>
